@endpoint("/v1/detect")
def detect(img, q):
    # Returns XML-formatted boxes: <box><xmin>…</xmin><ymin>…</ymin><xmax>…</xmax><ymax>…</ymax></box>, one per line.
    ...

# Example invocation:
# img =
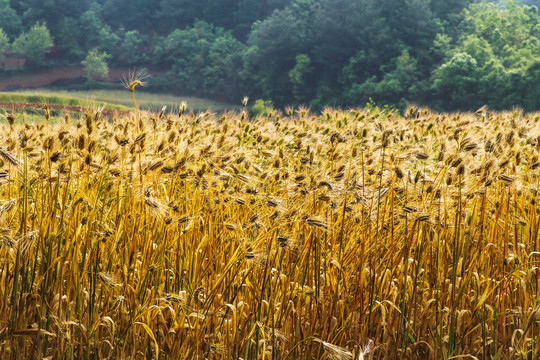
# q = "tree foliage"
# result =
<box><xmin>154</xmin><ymin>21</ymin><xmax>245</xmax><ymax>99</ymax></box>
<box><xmin>81</xmin><ymin>49</ymin><xmax>110</xmax><ymax>81</ymax></box>
<box><xmin>431</xmin><ymin>1</ymin><xmax>540</xmax><ymax>110</ymax></box>
<box><xmin>0</xmin><ymin>0</ymin><xmax>539</xmax><ymax>110</ymax></box>
<box><xmin>0</xmin><ymin>27</ymin><xmax>10</xmax><ymax>70</ymax></box>
<box><xmin>12</xmin><ymin>23</ymin><xmax>53</xmax><ymax>64</ymax></box>
<box><xmin>0</xmin><ymin>5</ymin><xmax>22</xmax><ymax>40</ymax></box>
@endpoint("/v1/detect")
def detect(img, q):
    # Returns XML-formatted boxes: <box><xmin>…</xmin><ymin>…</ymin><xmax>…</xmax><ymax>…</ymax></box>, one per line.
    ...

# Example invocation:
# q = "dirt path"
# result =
<box><xmin>0</xmin><ymin>66</ymin><xmax>137</xmax><ymax>91</ymax></box>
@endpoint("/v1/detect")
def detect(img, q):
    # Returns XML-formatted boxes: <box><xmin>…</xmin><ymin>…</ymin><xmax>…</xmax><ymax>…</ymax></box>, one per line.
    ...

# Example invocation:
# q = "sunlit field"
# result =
<box><xmin>12</xmin><ymin>89</ymin><xmax>236</xmax><ymax>112</ymax></box>
<box><xmin>1</xmin><ymin>97</ymin><xmax>540</xmax><ymax>359</ymax></box>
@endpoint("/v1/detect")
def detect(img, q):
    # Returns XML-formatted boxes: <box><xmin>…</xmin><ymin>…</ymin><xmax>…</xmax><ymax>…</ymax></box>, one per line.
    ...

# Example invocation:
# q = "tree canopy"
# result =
<box><xmin>0</xmin><ymin>0</ymin><xmax>538</xmax><ymax>111</ymax></box>
<box><xmin>81</xmin><ymin>49</ymin><xmax>110</xmax><ymax>81</ymax></box>
<box><xmin>11</xmin><ymin>23</ymin><xmax>53</xmax><ymax>64</ymax></box>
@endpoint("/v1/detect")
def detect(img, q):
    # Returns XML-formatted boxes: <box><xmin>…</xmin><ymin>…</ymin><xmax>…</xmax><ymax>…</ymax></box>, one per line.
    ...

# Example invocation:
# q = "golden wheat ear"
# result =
<box><xmin>0</xmin><ymin>147</ymin><xmax>19</xmax><ymax>167</ymax></box>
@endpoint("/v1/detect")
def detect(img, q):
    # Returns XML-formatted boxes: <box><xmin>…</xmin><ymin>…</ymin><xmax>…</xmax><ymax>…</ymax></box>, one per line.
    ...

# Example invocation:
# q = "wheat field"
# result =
<box><xmin>0</xmin><ymin>98</ymin><xmax>540</xmax><ymax>359</ymax></box>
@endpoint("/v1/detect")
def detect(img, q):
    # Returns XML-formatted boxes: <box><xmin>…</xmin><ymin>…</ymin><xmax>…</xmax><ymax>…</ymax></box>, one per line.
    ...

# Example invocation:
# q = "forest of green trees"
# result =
<box><xmin>0</xmin><ymin>0</ymin><xmax>538</xmax><ymax>111</ymax></box>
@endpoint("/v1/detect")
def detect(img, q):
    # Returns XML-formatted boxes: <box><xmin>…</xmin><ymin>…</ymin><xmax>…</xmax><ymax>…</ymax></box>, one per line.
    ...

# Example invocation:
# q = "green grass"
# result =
<box><xmin>10</xmin><ymin>89</ymin><xmax>237</xmax><ymax>112</ymax></box>
<box><xmin>0</xmin><ymin>92</ymin><xmax>129</xmax><ymax>111</ymax></box>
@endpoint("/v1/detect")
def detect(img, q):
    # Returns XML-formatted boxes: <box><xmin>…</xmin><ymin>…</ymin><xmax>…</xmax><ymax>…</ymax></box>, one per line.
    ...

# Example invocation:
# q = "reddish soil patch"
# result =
<box><xmin>0</xmin><ymin>66</ymin><xmax>146</xmax><ymax>91</ymax></box>
<box><xmin>1</xmin><ymin>57</ymin><xmax>26</xmax><ymax>70</ymax></box>
<box><xmin>0</xmin><ymin>102</ymin><xmax>130</xmax><ymax>118</ymax></box>
<box><xmin>0</xmin><ymin>65</ymin><xmax>165</xmax><ymax>117</ymax></box>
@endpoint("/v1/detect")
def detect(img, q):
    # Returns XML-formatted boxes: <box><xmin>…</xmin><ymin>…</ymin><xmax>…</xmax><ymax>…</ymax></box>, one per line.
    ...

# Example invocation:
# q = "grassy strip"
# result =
<box><xmin>10</xmin><ymin>89</ymin><xmax>237</xmax><ymax>112</ymax></box>
<box><xmin>0</xmin><ymin>92</ymin><xmax>129</xmax><ymax>111</ymax></box>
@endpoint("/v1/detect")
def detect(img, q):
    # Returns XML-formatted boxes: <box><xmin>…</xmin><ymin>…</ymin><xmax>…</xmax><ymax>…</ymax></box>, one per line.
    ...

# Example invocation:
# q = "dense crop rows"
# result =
<box><xmin>0</xmin><ymin>100</ymin><xmax>540</xmax><ymax>359</ymax></box>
